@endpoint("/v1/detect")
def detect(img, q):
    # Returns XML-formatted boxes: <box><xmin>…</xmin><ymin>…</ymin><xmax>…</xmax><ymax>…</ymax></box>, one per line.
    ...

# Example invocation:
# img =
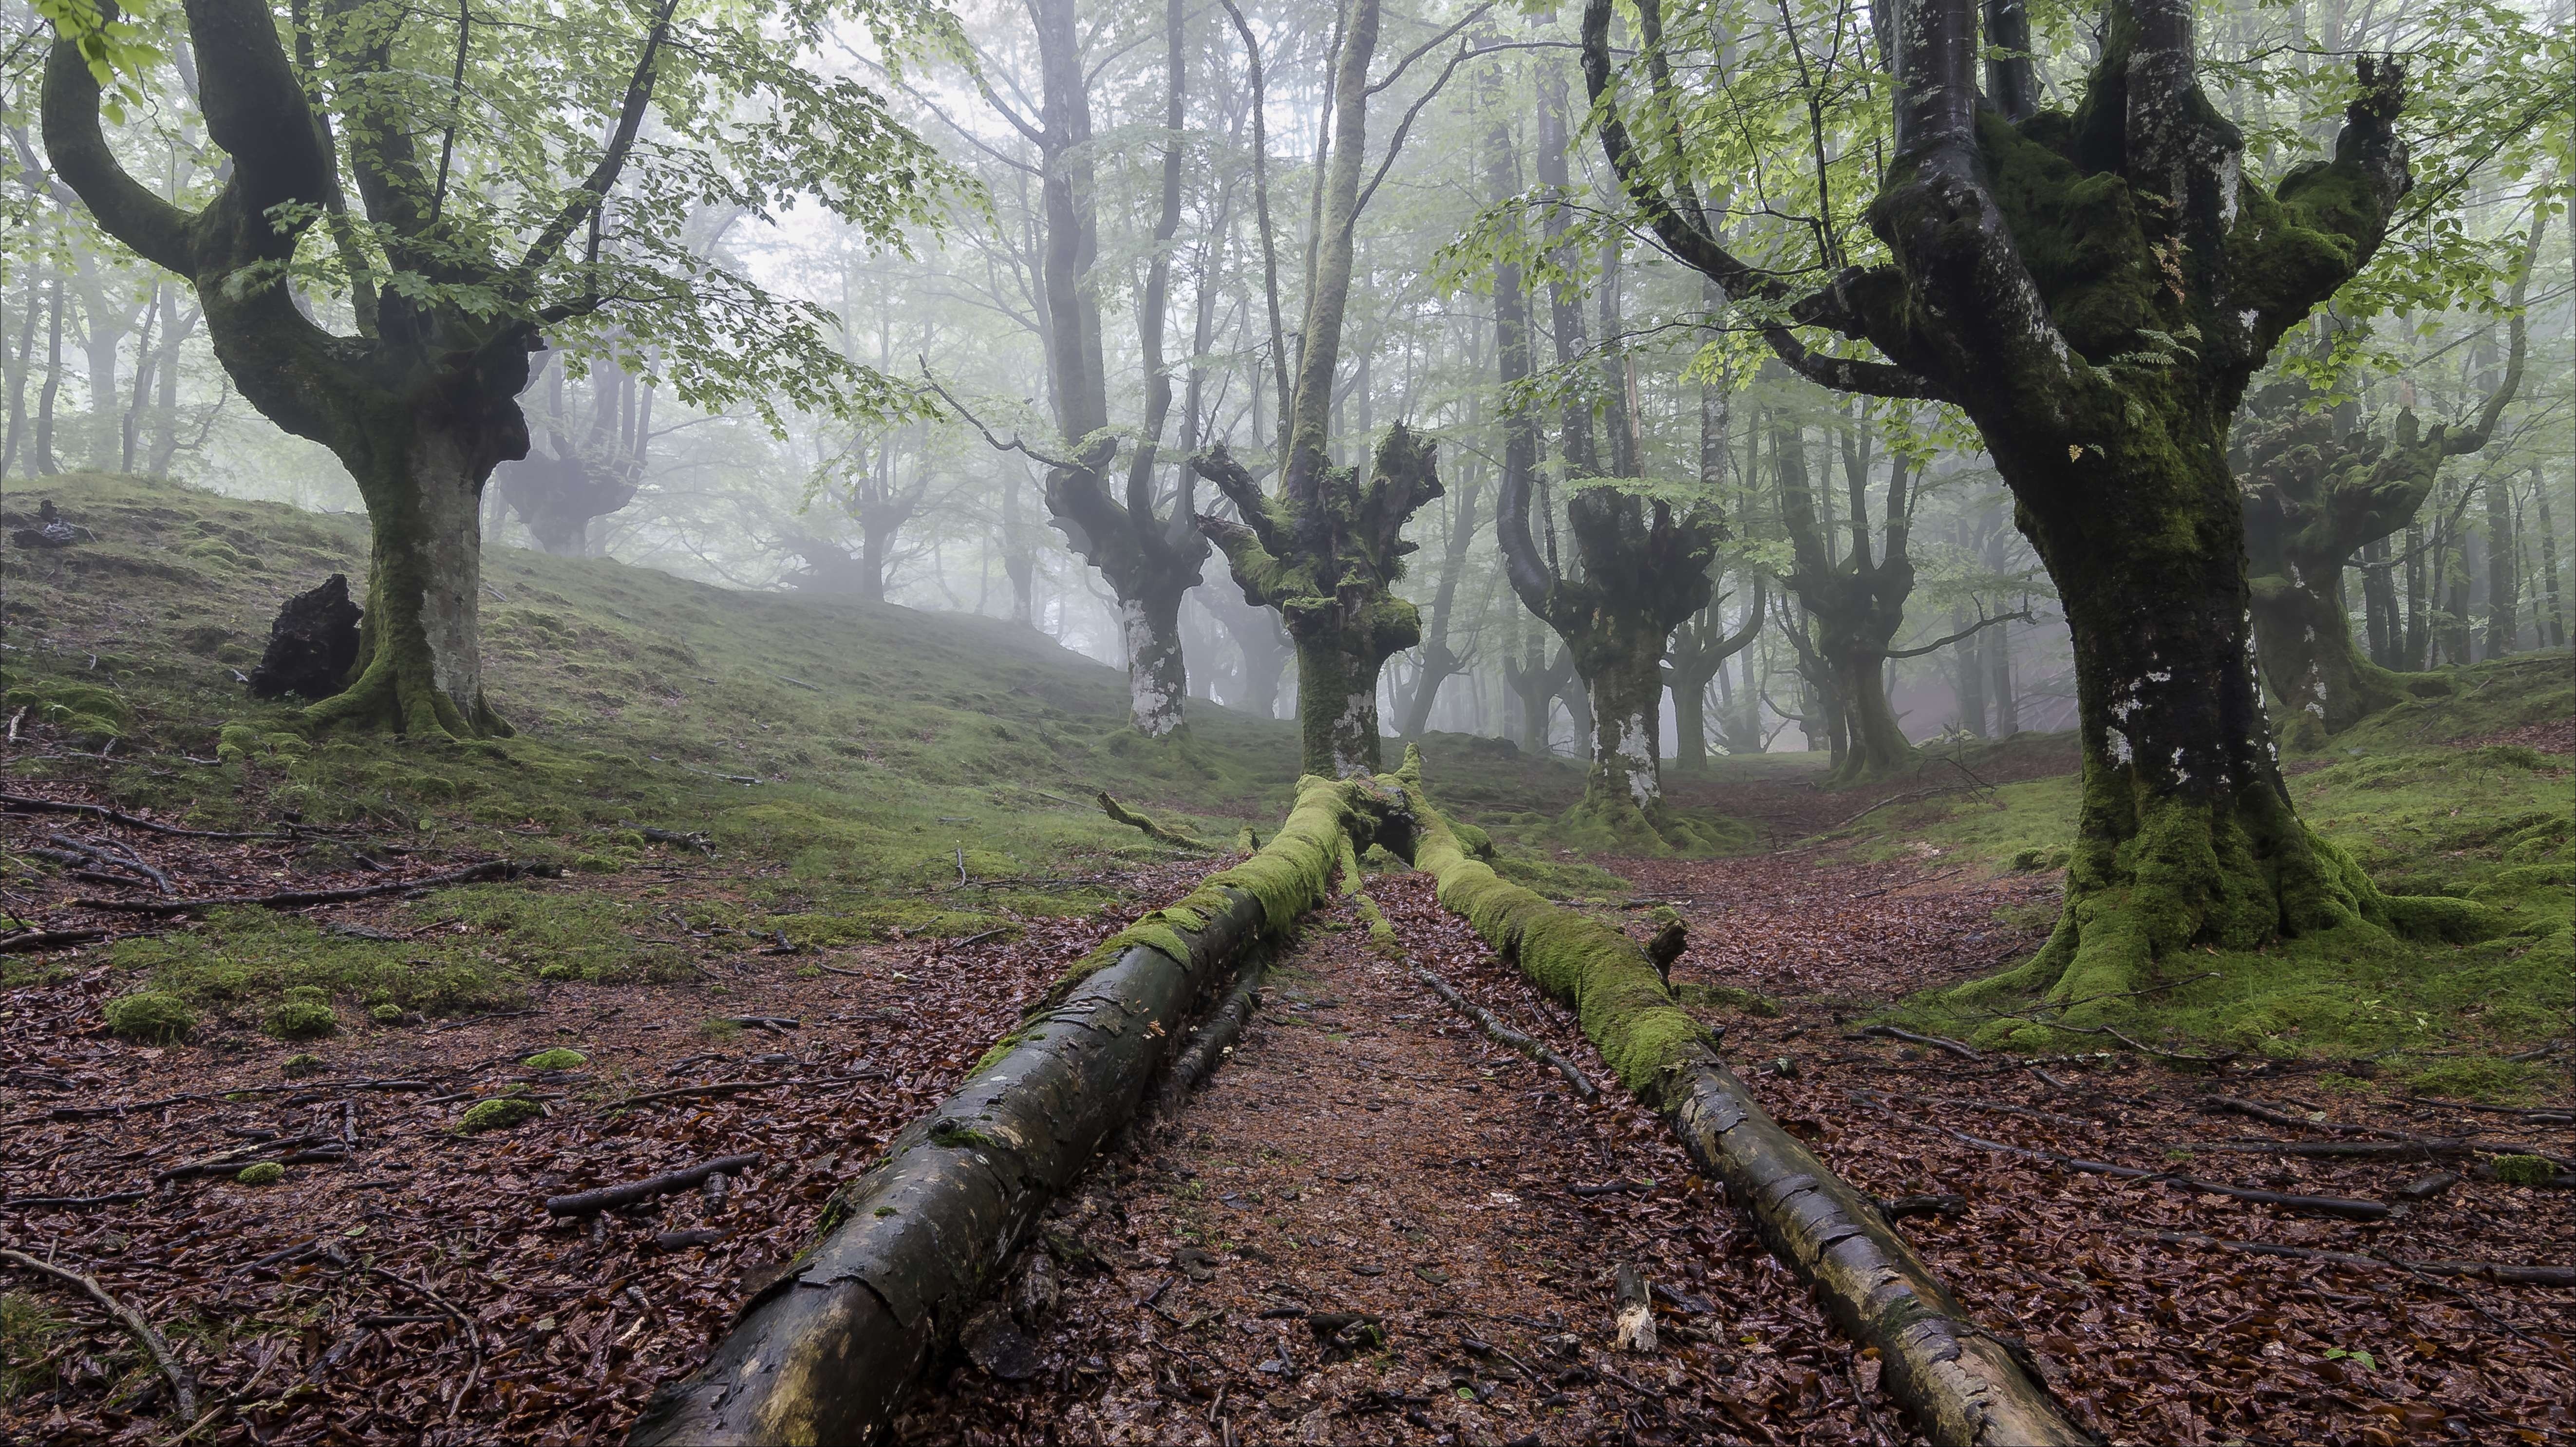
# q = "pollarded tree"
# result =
<box><xmin>40</xmin><ymin>0</ymin><xmax>954</xmax><ymax>735</ymax></box>
<box><xmin>2238</xmin><ymin>218</ymin><xmax>2541</xmax><ymax>742</ymax></box>
<box><xmin>497</xmin><ymin>349</ymin><xmax>650</xmax><ymax>556</ymax></box>
<box><xmin>1192</xmin><ymin>0</ymin><xmax>1447</xmax><ymax>778</ymax></box>
<box><xmin>1588</xmin><ymin>0</ymin><xmax>2470</xmax><ymax>1009</ymax></box>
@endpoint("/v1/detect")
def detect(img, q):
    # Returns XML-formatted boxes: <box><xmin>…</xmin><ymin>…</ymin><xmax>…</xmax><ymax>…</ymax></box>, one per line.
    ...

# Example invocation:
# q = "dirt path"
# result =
<box><xmin>898</xmin><ymin>892</ymin><xmax>1890</xmax><ymax>1447</ymax></box>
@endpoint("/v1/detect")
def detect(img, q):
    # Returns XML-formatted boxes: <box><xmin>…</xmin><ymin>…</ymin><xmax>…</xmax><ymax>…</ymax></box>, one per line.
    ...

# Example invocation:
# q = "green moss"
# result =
<box><xmin>282</xmin><ymin>1052</ymin><xmax>326</xmax><ymax>1077</ymax></box>
<box><xmin>264</xmin><ymin>994</ymin><xmax>339</xmax><ymax>1039</ymax></box>
<box><xmin>235</xmin><ymin>1161</ymin><xmax>286</xmax><ymax>1186</ymax></box>
<box><xmin>458</xmin><ymin>1095</ymin><xmax>542</xmax><ymax>1133</ymax></box>
<box><xmin>2489</xmin><ymin>1155</ymin><xmax>2556</xmax><ymax>1187</ymax></box>
<box><xmin>522</xmin><ymin>1048</ymin><xmax>586</xmax><ymax>1070</ymax></box>
<box><xmin>102</xmin><ymin>990</ymin><xmax>196</xmax><ymax>1042</ymax></box>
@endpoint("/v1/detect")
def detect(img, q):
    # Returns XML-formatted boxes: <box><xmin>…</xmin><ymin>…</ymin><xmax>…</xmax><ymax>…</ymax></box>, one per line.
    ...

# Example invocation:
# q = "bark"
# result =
<box><xmin>1399</xmin><ymin>768</ymin><xmax>2089</xmax><ymax>1447</ymax></box>
<box><xmin>628</xmin><ymin>777</ymin><xmax>1398</xmax><ymax>1447</ymax></box>
<box><xmin>2536</xmin><ymin>470</ymin><xmax>2566</xmax><ymax>649</ymax></box>
<box><xmin>35</xmin><ymin>275</ymin><xmax>63</xmax><ymax>475</ymax></box>
<box><xmin>1586</xmin><ymin>0</ymin><xmax>2451</xmax><ymax>1001</ymax></box>
<box><xmin>0</xmin><ymin>282</ymin><xmax>32</xmax><ymax>476</ymax></box>
<box><xmin>2484</xmin><ymin>472</ymin><xmax>2518</xmax><ymax>657</ymax></box>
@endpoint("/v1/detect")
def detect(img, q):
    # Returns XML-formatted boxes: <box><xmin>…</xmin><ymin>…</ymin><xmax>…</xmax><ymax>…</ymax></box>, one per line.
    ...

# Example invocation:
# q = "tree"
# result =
<box><xmin>1193</xmin><ymin>0</ymin><xmax>1445</xmax><ymax>778</ymax></box>
<box><xmin>1587</xmin><ymin>0</ymin><xmax>2464</xmax><ymax>1009</ymax></box>
<box><xmin>2238</xmin><ymin>217</ymin><xmax>2542</xmax><ymax>741</ymax></box>
<box><xmin>497</xmin><ymin>350</ymin><xmax>650</xmax><ymax>556</ymax></box>
<box><xmin>1664</xmin><ymin>573</ymin><xmax>1762</xmax><ymax>772</ymax></box>
<box><xmin>40</xmin><ymin>0</ymin><xmax>952</xmax><ymax>735</ymax></box>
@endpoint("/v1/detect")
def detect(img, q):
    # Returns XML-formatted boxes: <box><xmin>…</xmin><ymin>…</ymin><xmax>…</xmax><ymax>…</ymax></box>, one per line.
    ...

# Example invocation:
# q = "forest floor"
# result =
<box><xmin>1</xmin><ymin>475</ymin><xmax>2568</xmax><ymax>1445</ymax></box>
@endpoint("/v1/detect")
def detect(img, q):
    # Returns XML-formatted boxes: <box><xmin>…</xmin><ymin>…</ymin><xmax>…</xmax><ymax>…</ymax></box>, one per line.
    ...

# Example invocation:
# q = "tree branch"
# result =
<box><xmin>514</xmin><ymin>0</ymin><xmax>679</xmax><ymax>286</ymax></box>
<box><xmin>1887</xmin><ymin>607</ymin><xmax>2031</xmax><ymax>660</ymax></box>
<box><xmin>921</xmin><ymin>360</ymin><xmax>1082</xmax><ymax>473</ymax></box>
<box><xmin>40</xmin><ymin>11</ymin><xmax>199</xmax><ymax>274</ymax></box>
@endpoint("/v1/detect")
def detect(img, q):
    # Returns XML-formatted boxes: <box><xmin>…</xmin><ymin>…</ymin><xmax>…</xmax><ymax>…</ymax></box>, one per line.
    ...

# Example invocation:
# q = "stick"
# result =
<box><xmin>1829</xmin><ymin>785</ymin><xmax>1966</xmax><ymax>831</ymax></box>
<box><xmin>607</xmin><ymin>1079</ymin><xmax>803</xmax><ymax>1110</ymax></box>
<box><xmin>2131</xmin><ymin>1230</ymin><xmax>2576</xmax><ymax>1288</ymax></box>
<box><xmin>0</xmin><ymin>1248</ymin><xmax>198</xmax><ymax>1420</ymax></box>
<box><xmin>1409</xmin><ymin>963</ymin><xmax>1600</xmax><ymax>1103</ymax></box>
<box><xmin>0</xmin><ymin>1189</ymin><xmax>149</xmax><ymax>1209</ymax></box>
<box><xmin>2170</xmin><ymin>1138</ymin><xmax>2469</xmax><ymax>1160</ymax></box>
<box><xmin>74</xmin><ymin>860</ymin><xmax>534</xmax><ymax>915</ymax></box>
<box><xmin>1917</xmin><ymin>1116</ymin><xmax>2389</xmax><ymax>1220</ymax></box>
<box><xmin>0</xmin><ymin>790</ymin><xmax>287</xmax><ymax>839</ymax></box>
<box><xmin>545</xmin><ymin>1153</ymin><xmax>764</xmax><ymax>1216</ymax></box>
<box><xmin>0</xmin><ymin>928</ymin><xmax>108</xmax><ymax>953</ymax></box>
<box><xmin>1858</xmin><ymin>1024</ymin><xmax>1982</xmax><ymax>1061</ymax></box>
<box><xmin>361</xmin><ymin>1265</ymin><xmax>481</xmax><ymax>1420</ymax></box>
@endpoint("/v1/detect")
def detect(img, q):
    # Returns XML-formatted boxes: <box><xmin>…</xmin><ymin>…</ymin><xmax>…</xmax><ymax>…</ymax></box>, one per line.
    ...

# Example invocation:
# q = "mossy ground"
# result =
<box><xmin>1</xmin><ymin>474</ymin><xmax>1585</xmax><ymax>1033</ymax></box>
<box><xmin>1863</xmin><ymin>654</ymin><xmax>2573</xmax><ymax>1099</ymax></box>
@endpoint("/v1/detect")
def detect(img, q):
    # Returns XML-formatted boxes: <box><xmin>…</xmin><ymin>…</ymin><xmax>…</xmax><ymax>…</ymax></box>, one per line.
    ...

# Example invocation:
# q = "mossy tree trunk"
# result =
<box><xmin>1194</xmin><ymin>0</ymin><xmax>1440</xmax><ymax>779</ymax></box>
<box><xmin>1588</xmin><ymin>0</ymin><xmax>2425</xmax><ymax>997</ymax></box>
<box><xmin>43</xmin><ymin>0</ymin><xmax>679</xmax><ymax>737</ymax></box>
<box><xmin>1772</xmin><ymin>404</ymin><xmax>1920</xmax><ymax>787</ymax></box>
<box><xmin>2238</xmin><ymin>230</ymin><xmax>2533</xmax><ymax>740</ymax></box>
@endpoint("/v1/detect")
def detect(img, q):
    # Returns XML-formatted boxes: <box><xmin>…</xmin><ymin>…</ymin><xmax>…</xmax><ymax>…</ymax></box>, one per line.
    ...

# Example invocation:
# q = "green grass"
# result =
<box><xmin>1868</xmin><ymin>657</ymin><xmax>2574</xmax><ymax>1099</ymax></box>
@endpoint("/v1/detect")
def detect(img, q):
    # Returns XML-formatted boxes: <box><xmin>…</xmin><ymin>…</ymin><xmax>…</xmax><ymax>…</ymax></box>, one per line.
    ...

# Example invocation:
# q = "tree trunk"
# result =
<box><xmin>1832</xmin><ymin>649</ymin><xmax>1912</xmax><ymax>779</ymax></box>
<box><xmin>1988</xmin><ymin>617</ymin><xmax>2018</xmax><ymax>734</ymax></box>
<box><xmin>302</xmin><ymin>425</ymin><xmax>509</xmax><ymax>737</ymax></box>
<box><xmin>2536</xmin><ymin>470</ymin><xmax>2565</xmax><ymax>649</ymax></box>
<box><xmin>2485</xmin><ymin>476</ymin><xmax>2518</xmax><ymax>657</ymax></box>
<box><xmin>1954</xmin><ymin>600</ymin><xmax>1989</xmax><ymax>735</ymax></box>
<box><xmin>35</xmin><ymin>276</ymin><xmax>63</xmax><ymax>476</ymax></box>
<box><xmin>2248</xmin><ymin>562</ymin><xmax>2442</xmax><ymax>741</ymax></box>
<box><xmin>1121</xmin><ymin>585</ymin><xmax>1189</xmax><ymax>737</ymax></box>
<box><xmin>1673</xmin><ymin>678</ymin><xmax>1710</xmax><ymax>772</ymax></box>
<box><xmin>0</xmin><ymin>284</ymin><xmax>31</xmax><ymax>477</ymax></box>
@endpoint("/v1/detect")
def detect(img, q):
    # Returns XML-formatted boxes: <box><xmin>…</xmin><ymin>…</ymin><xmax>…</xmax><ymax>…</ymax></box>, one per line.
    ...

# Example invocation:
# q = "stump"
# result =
<box><xmin>247</xmin><ymin>575</ymin><xmax>362</xmax><ymax>700</ymax></box>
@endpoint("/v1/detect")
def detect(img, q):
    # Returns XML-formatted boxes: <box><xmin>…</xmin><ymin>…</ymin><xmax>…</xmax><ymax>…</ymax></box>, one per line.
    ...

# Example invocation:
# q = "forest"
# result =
<box><xmin>0</xmin><ymin>0</ymin><xmax>2567</xmax><ymax>1441</ymax></box>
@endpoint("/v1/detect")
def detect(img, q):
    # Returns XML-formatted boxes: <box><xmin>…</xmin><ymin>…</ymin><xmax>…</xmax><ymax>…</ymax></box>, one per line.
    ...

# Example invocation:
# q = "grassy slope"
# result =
<box><xmin>1858</xmin><ymin>653</ymin><xmax>2574</xmax><ymax>1099</ymax></box>
<box><xmin>1</xmin><ymin>473</ymin><xmax>1589</xmax><ymax>1029</ymax></box>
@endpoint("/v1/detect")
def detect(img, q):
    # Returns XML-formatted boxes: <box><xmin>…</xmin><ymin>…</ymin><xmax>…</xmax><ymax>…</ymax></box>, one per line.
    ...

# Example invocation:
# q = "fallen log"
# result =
<box><xmin>1408</xmin><ymin>962</ymin><xmax>1600</xmax><ymax>1103</ymax></box>
<box><xmin>546</xmin><ymin>1154</ymin><xmax>765</xmax><ymax>1217</ymax></box>
<box><xmin>74</xmin><ymin>859</ymin><xmax>536</xmax><ymax>915</ymax></box>
<box><xmin>1152</xmin><ymin>961</ymin><xmax>1268</xmax><ymax>1116</ymax></box>
<box><xmin>1390</xmin><ymin>749</ymin><xmax>2089</xmax><ymax>1447</ymax></box>
<box><xmin>628</xmin><ymin>774</ymin><xmax>1400</xmax><ymax>1447</ymax></box>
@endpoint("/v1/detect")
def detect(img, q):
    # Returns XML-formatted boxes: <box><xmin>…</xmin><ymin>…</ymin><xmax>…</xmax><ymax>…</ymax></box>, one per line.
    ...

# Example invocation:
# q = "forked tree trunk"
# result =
<box><xmin>1121</xmin><ymin>586</ymin><xmax>1190</xmax><ymax>736</ymax></box>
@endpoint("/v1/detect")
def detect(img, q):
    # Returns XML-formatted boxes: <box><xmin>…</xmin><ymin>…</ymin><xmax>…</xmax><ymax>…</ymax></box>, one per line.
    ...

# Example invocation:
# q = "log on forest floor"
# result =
<box><xmin>1390</xmin><ymin>747</ymin><xmax>2092</xmax><ymax>1447</ymax></box>
<box><xmin>626</xmin><ymin>775</ymin><xmax>1402</xmax><ymax>1447</ymax></box>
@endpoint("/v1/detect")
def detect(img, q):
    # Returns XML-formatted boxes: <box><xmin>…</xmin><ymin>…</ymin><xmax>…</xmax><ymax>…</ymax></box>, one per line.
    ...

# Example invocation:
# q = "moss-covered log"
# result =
<box><xmin>1387</xmin><ymin>750</ymin><xmax>2090</xmax><ymax>1447</ymax></box>
<box><xmin>627</xmin><ymin>775</ymin><xmax>1397</xmax><ymax>1447</ymax></box>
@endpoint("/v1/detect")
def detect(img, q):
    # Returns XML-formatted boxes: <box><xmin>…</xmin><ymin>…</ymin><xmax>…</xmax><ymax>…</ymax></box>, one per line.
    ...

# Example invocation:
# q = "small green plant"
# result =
<box><xmin>522</xmin><ymin>1048</ymin><xmax>586</xmax><ymax>1070</ymax></box>
<box><xmin>1</xmin><ymin>1291</ymin><xmax>67</xmax><ymax>1404</ymax></box>
<box><xmin>370</xmin><ymin>1002</ymin><xmax>402</xmax><ymax>1023</ymax></box>
<box><xmin>235</xmin><ymin>1161</ymin><xmax>286</xmax><ymax>1185</ymax></box>
<box><xmin>282</xmin><ymin>1052</ymin><xmax>325</xmax><ymax>1078</ymax></box>
<box><xmin>458</xmin><ymin>1095</ymin><xmax>543</xmax><ymax>1133</ymax></box>
<box><xmin>2490</xmin><ymin>1155</ymin><xmax>2556</xmax><ymax>1187</ymax></box>
<box><xmin>264</xmin><ymin>987</ymin><xmax>339</xmax><ymax>1040</ymax></box>
<box><xmin>103</xmin><ymin>991</ymin><xmax>196</xmax><ymax>1042</ymax></box>
<box><xmin>2321</xmin><ymin>1346</ymin><xmax>2377</xmax><ymax>1372</ymax></box>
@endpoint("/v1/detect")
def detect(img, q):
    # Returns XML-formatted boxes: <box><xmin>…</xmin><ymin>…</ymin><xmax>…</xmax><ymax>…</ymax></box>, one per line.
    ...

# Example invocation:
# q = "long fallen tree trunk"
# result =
<box><xmin>628</xmin><ymin>775</ymin><xmax>1398</xmax><ymax>1447</ymax></box>
<box><xmin>1386</xmin><ymin>749</ymin><xmax>2093</xmax><ymax>1447</ymax></box>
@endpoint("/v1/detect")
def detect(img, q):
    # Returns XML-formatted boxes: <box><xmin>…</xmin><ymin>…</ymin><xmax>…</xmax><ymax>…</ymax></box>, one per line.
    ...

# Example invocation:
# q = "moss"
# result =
<box><xmin>458</xmin><ymin>1095</ymin><xmax>542</xmax><ymax>1133</ymax></box>
<box><xmin>102</xmin><ymin>990</ymin><xmax>196</xmax><ymax>1042</ymax></box>
<box><xmin>522</xmin><ymin>1048</ymin><xmax>587</xmax><ymax>1070</ymax></box>
<box><xmin>2489</xmin><ymin>1155</ymin><xmax>2556</xmax><ymax>1187</ymax></box>
<box><xmin>281</xmin><ymin>1052</ymin><xmax>326</xmax><ymax>1078</ymax></box>
<box><xmin>264</xmin><ymin>994</ymin><xmax>339</xmax><ymax>1040</ymax></box>
<box><xmin>235</xmin><ymin>1161</ymin><xmax>286</xmax><ymax>1186</ymax></box>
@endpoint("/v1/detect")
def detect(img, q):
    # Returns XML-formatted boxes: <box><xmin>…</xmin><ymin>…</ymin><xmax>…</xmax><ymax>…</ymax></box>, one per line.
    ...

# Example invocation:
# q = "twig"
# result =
<box><xmin>1858</xmin><ymin>1024</ymin><xmax>1982</xmax><ymax>1060</ymax></box>
<box><xmin>360</xmin><ymin>1265</ymin><xmax>482</xmax><ymax>1420</ymax></box>
<box><xmin>0</xmin><ymin>1249</ymin><xmax>198</xmax><ymax>1420</ymax></box>
<box><xmin>545</xmin><ymin>1153</ymin><xmax>764</xmax><ymax>1216</ymax></box>
<box><xmin>1828</xmin><ymin>785</ymin><xmax>1968</xmax><ymax>831</ymax></box>
<box><xmin>74</xmin><ymin>860</ymin><xmax>538</xmax><ymax>915</ymax></box>
<box><xmin>0</xmin><ymin>1189</ymin><xmax>149</xmax><ymax>1209</ymax></box>
<box><xmin>2127</xmin><ymin>1231</ymin><xmax>2575</xmax><ymax>1287</ymax></box>
<box><xmin>1409</xmin><ymin>963</ymin><xmax>1599</xmax><ymax>1103</ymax></box>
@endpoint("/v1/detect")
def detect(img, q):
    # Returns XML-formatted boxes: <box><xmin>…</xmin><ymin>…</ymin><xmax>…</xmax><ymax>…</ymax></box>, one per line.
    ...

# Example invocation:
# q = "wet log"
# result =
<box><xmin>1391</xmin><ymin>749</ymin><xmax>2089</xmax><ymax>1447</ymax></box>
<box><xmin>1151</xmin><ymin>962</ymin><xmax>1267</xmax><ymax>1116</ymax></box>
<box><xmin>627</xmin><ymin>775</ymin><xmax>1398</xmax><ymax>1447</ymax></box>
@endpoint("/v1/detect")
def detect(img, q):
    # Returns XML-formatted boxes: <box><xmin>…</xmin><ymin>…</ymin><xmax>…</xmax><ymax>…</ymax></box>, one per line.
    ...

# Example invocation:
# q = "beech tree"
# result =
<box><xmin>2239</xmin><ymin>219</ymin><xmax>2541</xmax><ymax>741</ymax></box>
<box><xmin>40</xmin><ymin>0</ymin><xmax>954</xmax><ymax>735</ymax></box>
<box><xmin>1586</xmin><ymin>0</ymin><xmax>2472</xmax><ymax>1005</ymax></box>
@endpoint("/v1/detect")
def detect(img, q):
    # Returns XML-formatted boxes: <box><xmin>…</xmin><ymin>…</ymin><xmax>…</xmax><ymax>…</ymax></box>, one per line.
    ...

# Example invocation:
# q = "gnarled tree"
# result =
<box><xmin>2238</xmin><ymin>218</ymin><xmax>2540</xmax><ymax>742</ymax></box>
<box><xmin>40</xmin><ymin>0</ymin><xmax>947</xmax><ymax>735</ymax></box>
<box><xmin>1194</xmin><ymin>0</ymin><xmax>1444</xmax><ymax>778</ymax></box>
<box><xmin>1588</xmin><ymin>0</ymin><xmax>2463</xmax><ymax>1008</ymax></box>
<box><xmin>497</xmin><ymin>350</ymin><xmax>649</xmax><ymax>556</ymax></box>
